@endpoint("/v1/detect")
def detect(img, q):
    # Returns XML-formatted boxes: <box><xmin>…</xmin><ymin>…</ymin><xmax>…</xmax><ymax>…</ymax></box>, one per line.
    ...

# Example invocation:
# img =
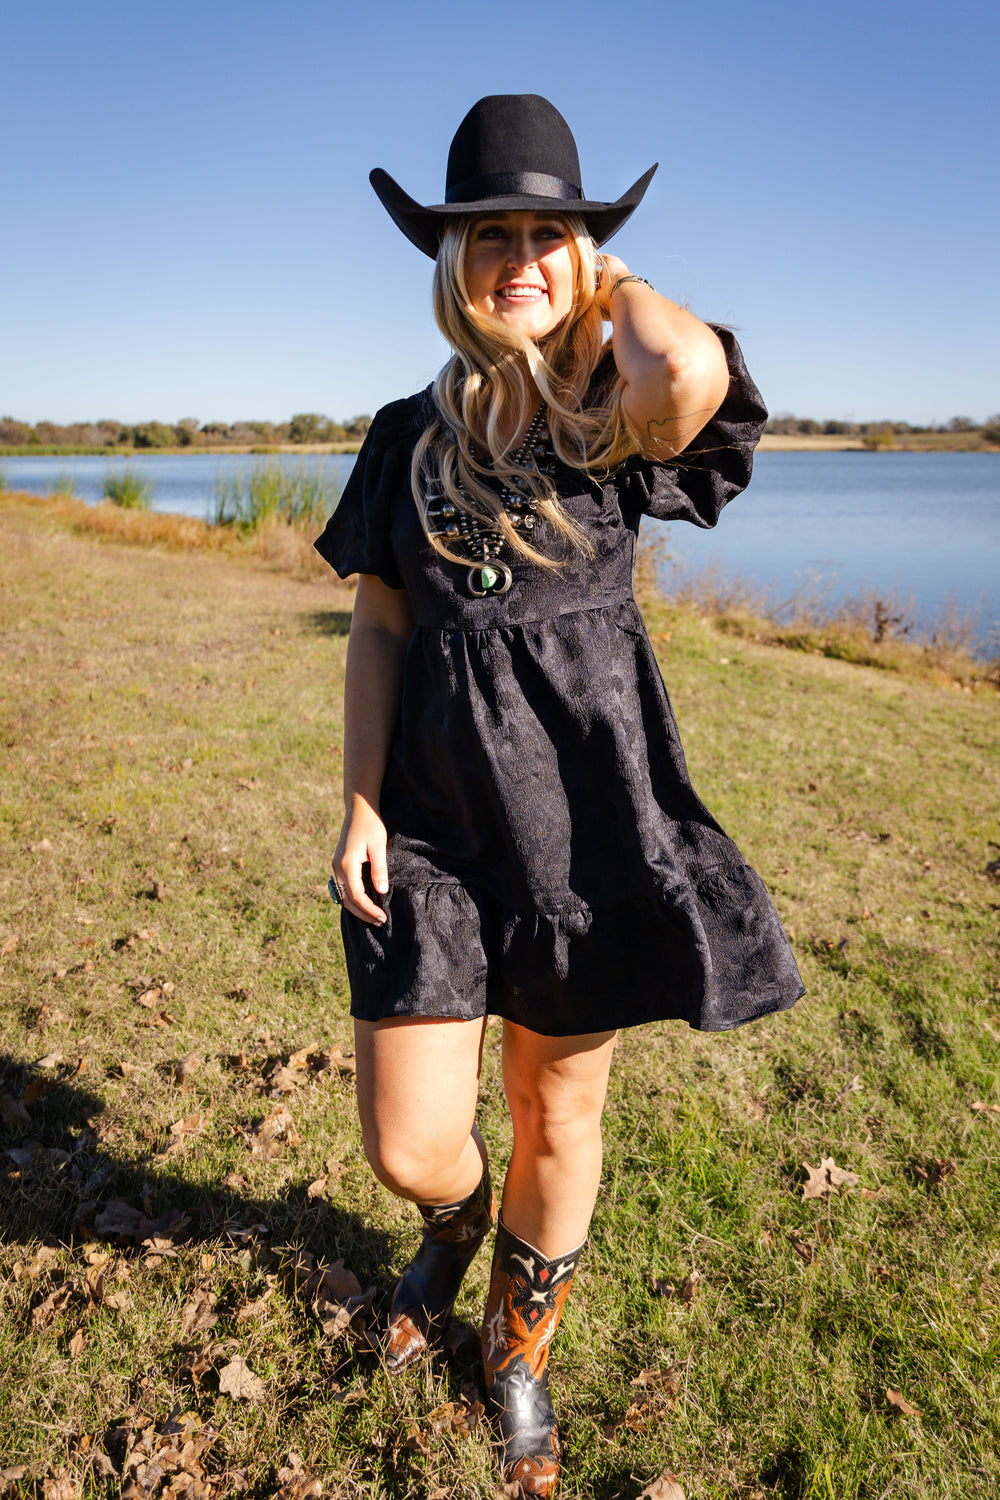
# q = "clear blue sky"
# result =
<box><xmin>3</xmin><ymin>0</ymin><xmax>997</xmax><ymax>427</ymax></box>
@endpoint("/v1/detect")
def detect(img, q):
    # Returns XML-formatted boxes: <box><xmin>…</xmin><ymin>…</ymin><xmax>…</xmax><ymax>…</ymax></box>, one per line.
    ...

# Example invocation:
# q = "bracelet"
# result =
<box><xmin>610</xmin><ymin>274</ymin><xmax>655</xmax><ymax>297</ymax></box>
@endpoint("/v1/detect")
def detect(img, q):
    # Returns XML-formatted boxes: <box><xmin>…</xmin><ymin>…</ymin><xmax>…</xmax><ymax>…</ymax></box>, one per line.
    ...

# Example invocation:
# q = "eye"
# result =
<box><xmin>475</xmin><ymin>224</ymin><xmax>507</xmax><ymax>241</ymax></box>
<box><xmin>536</xmin><ymin>225</ymin><xmax>567</xmax><ymax>242</ymax></box>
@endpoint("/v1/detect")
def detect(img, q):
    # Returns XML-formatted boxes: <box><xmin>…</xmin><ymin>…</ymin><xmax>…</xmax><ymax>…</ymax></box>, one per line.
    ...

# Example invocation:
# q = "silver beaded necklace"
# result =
<box><xmin>424</xmin><ymin>408</ymin><xmax>556</xmax><ymax>596</ymax></box>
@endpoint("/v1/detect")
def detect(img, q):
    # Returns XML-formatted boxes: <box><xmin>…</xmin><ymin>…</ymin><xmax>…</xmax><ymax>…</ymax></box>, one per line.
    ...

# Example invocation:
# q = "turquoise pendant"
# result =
<box><xmin>467</xmin><ymin>561</ymin><xmax>513</xmax><ymax>597</ymax></box>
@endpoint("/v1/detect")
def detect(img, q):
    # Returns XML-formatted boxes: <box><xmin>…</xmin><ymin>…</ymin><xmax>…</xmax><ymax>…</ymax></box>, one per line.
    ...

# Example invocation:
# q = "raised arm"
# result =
<box><xmin>597</xmin><ymin>254</ymin><xmax>731</xmax><ymax>459</ymax></box>
<box><xmin>332</xmin><ymin>573</ymin><xmax>414</xmax><ymax>924</ymax></box>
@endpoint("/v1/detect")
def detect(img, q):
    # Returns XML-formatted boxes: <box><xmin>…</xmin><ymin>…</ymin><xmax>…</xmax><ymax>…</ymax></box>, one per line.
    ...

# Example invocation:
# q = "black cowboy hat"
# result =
<box><xmin>370</xmin><ymin>94</ymin><xmax>657</xmax><ymax>259</ymax></box>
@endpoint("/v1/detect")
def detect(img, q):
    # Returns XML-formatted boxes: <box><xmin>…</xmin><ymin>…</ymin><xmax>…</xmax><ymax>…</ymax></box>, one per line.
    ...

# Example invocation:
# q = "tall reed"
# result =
<box><xmin>51</xmin><ymin>469</ymin><xmax>78</xmax><ymax>498</ymax></box>
<box><xmin>102</xmin><ymin>467</ymin><xmax>153</xmax><ymax>509</ymax></box>
<box><xmin>211</xmin><ymin>460</ymin><xmax>341</xmax><ymax>531</ymax></box>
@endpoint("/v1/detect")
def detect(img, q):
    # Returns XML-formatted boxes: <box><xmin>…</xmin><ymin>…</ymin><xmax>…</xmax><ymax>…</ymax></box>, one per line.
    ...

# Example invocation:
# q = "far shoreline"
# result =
<box><xmin>3</xmin><ymin>435</ymin><xmax>998</xmax><ymax>459</ymax></box>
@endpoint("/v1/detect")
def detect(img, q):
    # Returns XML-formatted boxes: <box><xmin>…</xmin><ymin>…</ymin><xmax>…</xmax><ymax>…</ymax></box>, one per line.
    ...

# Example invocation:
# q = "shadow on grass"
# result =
<box><xmin>0</xmin><ymin>1050</ymin><xmax>391</xmax><ymax>1286</ymax></box>
<box><xmin>758</xmin><ymin>1444</ymin><xmax>811</xmax><ymax>1498</ymax></box>
<box><xmin>300</xmin><ymin>609</ymin><xmax>353</xmax><ymax>637</ymax></box>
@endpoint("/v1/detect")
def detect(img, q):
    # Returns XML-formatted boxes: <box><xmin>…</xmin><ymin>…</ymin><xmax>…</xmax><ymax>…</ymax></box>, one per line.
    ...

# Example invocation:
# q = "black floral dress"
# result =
<box><xmin>315</xmin><ymin>330</ymin><xmax>804</xmax><ymax>1036</ymax></box>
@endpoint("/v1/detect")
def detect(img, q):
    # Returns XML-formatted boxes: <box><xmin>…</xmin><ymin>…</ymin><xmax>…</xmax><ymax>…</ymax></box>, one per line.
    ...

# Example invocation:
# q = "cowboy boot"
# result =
<box><xmin>385</xmin><ymin>1166</ymin><xmax>497</xmax><ymax>1372</ymax></box>
<box><xmin>481</xmin><ymin>1217</ymin><xmax>584</xmax><ymax>1497</ymax></box>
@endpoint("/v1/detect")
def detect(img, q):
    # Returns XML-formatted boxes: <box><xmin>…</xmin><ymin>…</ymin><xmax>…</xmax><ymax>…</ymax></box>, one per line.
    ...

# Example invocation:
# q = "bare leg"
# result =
<box><xmin>354</xmin><ymin>1014</ymin><xmax>487</xmax><ymax>1205</ymax></box>
<box><xmin>500</xmin><ymin>1021</ymin><xmax>618</xmax><ymax>1256</ymax></box>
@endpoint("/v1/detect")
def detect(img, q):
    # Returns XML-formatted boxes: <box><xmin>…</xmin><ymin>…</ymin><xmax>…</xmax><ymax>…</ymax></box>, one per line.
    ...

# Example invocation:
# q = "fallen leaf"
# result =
<box><xmin>802</xmin><ymin>1156</ymin><xmax>860</xmax><ymax>1199</ymax></box>
<box><xmin>19</xmin><ymin>1245</ymin><xmax>60</xmax><ymax>1279</ymax></box>
<box><xmin>31</xmin><ymin>1279</ymin><xmax>76</xmax><ymax>1330</ymax></box>
<box><xmin>93</xmin><ymin>1199</ymin><xmax>145</xmax><ymax>1238</ymax></box>
<box><xmin>604</xmin><ymin>1400</ymin><xmax>653</xmax><ymax>1437</ymax></box>
<box><xmin>681</xmin><ymin>1271</ymin><xmax>702</xmax><ymax>1304</ymax></box>
<box><xmin>22</xmin><ymin>1076</ymin><xmax>56</xmax><ymax>1106</ymax></box>
<box><xmin>30</xmin><ymin>839</ymin><xmax>54</xmax><ymax>854</ymax></box>
<box><xmin>886</xmin><ymin>1387</ymin><xmax>920</xmax><ymax>1416</ymax></box>
<box><xmin>179</xmin><ymin>1287</ymin><xmax>218</xmax><ymax>1338</ymax></box>
<box><xmin>69</xmin><ymin>1328</ymin><xmax>87</xmax><ymax>1358</ymax></box>
<box><xmin>306</xmin><ymin>1176</ymin><xmax>328</xmax><ymax>1200</ymax></box>
<box><xmin>178</xmin><ymin>1342</ymin><xmax>217</xmax><ymax>1384</ymax></box>
<box><xmin>236</xmin><ymin>1288</ymin><xmax>274</xmax><ymax>1322</ymax></box>
<box><xmin>402</xmin><ymin>1421</ymin><xmax>432</xmax><ymax>1455</ymax></box>
<box><xmin>175</xmin><ymin>1053</ymin><xmax>201</xmax><ymax>1084</ymax></box>
<box><xmin>42</xmin><ymin>1471</ymin><xmax>78</xmax><ymax>1500</ymax></box>
<box><xmin>218</xmin><ymin>1355</ymin><xmax>266</xmax><ymax>1401</ymax></box>
<box><xmin>831</xmin><ymin>1074</ymin><xmax>862</xmax><ymax>1107</ymax></box>
<box><xmin>0</xmin><ymin>933</ymin><xmax>19</xmax><ymax>958</ymax></box>
<box><xmin>633</xmin><ymin>1367</ymin><xmax>682</xmax><ymax>1397</ymax></box>
<box><xmin>160</xmin><ymin>1114</ymin><xmax>205</xmax><ymax>1156</ymax></box>
<box><xmin>427</xmin><ymin>1396</ymin><xmax>484</xmax><ymax>1436</ymax></box>
<box><xmin>971</xmin><ymin>1101</ymin><xmax>1000</xmax><ymax>1115</ymax></box>
<box><xmin>307</xmin><ymin>1257</ymin><xmax>374</xmax><ymax>1341</ymax></box>
<box><xmin>93</xmin><ymin>1198</ymin><xmax>191</xmax><ymax>1246</ymax></box>
<box><xmin>84</xmin><ymin>1264</ymin><xmax>108</xmax><ymax>1306</ymax></box>
<box><xmin>637</xmin><ymin>1473</ymin><xmax>686</xmax><ymax>1500</ymax></box>
<box><xmin>651</xmin><ymin>1279</ymin><xmax>677</xmax><ymax>1298</ymax></box>
<box><xmin>251</xmin><ymin>1105</ymin><xmax>296</xmax><ymax>1159</ymax></box>
<box><xmin>0</xmin><ymin>1094</ymin><xmax>32</xmax><ymax>1128</ymax></box>
<box><xmin>316</xmin><ymin>1260</ymin><xmax>364</xmax><ymax>1301</ymax></box>
<box><xmin>275</xmin><ymin>1451</ymin><xmax>323</xmax><ymax>1500</ymax></box>
<box><xmin>788</xmin><ymin>1234</ymin><xmax>818</xmax><ymax>1265</ymax></box>
<box><xmin>912</xmin><ymin>1158</ymin><xmax>957</xmax><ymax>1186</ymax></box>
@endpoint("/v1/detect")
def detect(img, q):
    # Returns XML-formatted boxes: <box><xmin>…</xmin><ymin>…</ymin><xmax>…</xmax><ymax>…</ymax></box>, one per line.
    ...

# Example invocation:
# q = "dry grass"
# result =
<box><xmin>0</xmin><ymin>492</ymin><xmax>336</xmax><ymax>582</ymax></box>
<box><xmin>1</xmin><ymin>501</ymin><xmax>998</xmax><ymax>1498</ymax></box>
<box><xmin>655</xmin><ymin>553</ymin><xmax>999</xmax><ymax>690</ymax></box>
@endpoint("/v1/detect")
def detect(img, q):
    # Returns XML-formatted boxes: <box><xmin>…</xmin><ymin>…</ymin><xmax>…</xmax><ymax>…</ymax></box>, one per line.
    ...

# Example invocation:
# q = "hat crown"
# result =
<box><xmin>445</xmin><ymin>94</ymin><xmax>582</xmax><ymax>201</ymax></box>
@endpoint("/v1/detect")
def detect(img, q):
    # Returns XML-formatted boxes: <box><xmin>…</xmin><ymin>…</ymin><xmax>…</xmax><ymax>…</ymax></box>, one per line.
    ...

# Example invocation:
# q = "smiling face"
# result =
<box><xmin>463</xmin><ymin>210</ymin><xmax>575</xmax><ymax>341</ymax></box>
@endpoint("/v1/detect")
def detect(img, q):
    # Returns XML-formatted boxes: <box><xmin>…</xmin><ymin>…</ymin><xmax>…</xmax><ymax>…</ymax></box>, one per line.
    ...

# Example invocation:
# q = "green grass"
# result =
<box><xmin>101</xmin><ymin>467</ymin><xmax>153</xmax><ymax>510</ymax></box>
<box><xmin>50</xmin><ymin>469</ymin><xmax>78</xmax><ymax>499</ymax></box>
<box><xmin>0</xmin><ymin>502</ymin><xmax>997</xmax><ymax>1498</ymax></box>
<box><xmin>211</xmin><ymin>460</ymin><xmax>341</xmax><ymax>531</ymax></box>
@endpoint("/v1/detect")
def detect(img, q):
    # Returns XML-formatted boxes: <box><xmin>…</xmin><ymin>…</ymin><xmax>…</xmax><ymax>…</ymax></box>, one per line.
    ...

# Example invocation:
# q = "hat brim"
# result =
<box><xmin>370</xmin><ymin>164</ymin><xmax>657</xmax><ymax>259</ymax></box>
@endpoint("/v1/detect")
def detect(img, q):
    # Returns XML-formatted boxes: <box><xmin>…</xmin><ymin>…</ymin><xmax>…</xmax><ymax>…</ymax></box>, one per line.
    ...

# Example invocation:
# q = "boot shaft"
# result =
<box><xmin>482</xmin><ymin>1219</ymin><xmax>583</xmax><ymax>1387</ymax></box>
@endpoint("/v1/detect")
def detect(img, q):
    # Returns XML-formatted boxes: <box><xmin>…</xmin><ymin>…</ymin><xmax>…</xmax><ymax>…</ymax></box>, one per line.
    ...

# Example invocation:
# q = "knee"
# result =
<box><xmin>506</xmin><ymin>1085</ymin><xmax>601</xmax><ymax>1159</ymax></box>
<box><xmin>360</xmin><ymin>1122</ymin><xmax>467</xmax><ymax>1202</ymax></box>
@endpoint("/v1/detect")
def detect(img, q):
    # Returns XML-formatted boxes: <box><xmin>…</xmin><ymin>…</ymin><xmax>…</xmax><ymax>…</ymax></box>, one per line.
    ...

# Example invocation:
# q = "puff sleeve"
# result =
<box><xmin>313</xmin><ymin>398</ymin><xmax>420</xmax><ymax>589</ymax></box>
<box><xmin>621</xmin><ymin>326</ymin><xmax>768</xmax><ymax>529</ymax></box>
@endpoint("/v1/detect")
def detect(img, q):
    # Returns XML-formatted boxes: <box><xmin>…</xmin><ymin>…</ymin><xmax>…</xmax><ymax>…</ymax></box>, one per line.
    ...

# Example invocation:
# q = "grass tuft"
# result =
<box><xmin>211</xmin><ymin>460</ymin><xmax>341</xmax><ymax>532</ymax></box>
<box><xmin>102</xmin><ymin>466</ymin><xmax>153</xmax><ymax>509</ymax></box>
<box><xmin>50</xmin><ymin>468</ymin><xmax>78</xmax><ymax>499</ymax></box>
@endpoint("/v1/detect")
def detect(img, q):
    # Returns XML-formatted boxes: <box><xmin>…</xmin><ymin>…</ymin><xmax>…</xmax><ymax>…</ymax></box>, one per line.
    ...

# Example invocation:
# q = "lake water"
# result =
<box><xmin>5</xmin><ymin>449</ymin><xmax>998</xmax><ymax>654</ymax></box>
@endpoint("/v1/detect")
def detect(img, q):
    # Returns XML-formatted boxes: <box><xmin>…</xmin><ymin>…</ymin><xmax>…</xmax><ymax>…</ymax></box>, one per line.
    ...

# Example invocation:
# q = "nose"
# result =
<box><xmin>506</xmin><ymin>232</ymin><xmax>536</xmax><ymax>270</ymax></box>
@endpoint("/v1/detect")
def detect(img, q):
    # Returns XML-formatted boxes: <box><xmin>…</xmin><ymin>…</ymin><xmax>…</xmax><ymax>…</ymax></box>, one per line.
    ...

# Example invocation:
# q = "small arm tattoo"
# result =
<box><xmin>645</xmin><ymin>406</ymin><xmax>717</xmax><ymax>442</ymax></box>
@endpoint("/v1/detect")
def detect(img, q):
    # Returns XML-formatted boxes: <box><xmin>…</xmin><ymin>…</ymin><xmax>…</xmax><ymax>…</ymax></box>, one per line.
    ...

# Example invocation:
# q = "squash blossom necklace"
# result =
<box><xmin>425</xmin><ymin>408</ymin><xmax>556</xmax><ymax>596</ymax></box>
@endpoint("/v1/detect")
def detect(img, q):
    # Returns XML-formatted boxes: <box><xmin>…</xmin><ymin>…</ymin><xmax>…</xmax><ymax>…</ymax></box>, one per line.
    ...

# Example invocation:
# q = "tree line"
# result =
<box><xmin>0</xmin><ymin>413</ymin><xmax>372</xmax><ymax>449</ymax></box>
<box><xmin>766</xmin><ymin>413</ymin><xmax>1000</xmax><ymax>441</ymax></box>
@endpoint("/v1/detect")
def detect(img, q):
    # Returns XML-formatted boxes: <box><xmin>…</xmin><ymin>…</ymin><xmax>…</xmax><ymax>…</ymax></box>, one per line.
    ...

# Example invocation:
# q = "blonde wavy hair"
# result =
<box><xmin>411</xmin><ymin>214</ymin><xmax>641</xmax><ymax>568</ymax></box>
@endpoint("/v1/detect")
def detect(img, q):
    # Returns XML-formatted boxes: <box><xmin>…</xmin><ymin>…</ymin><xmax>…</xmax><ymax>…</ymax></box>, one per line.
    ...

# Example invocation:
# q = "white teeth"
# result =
<box><xmin>500</xmin><ymin>286</ymin><xmax>544</xmax><ymax>299</ymax></box>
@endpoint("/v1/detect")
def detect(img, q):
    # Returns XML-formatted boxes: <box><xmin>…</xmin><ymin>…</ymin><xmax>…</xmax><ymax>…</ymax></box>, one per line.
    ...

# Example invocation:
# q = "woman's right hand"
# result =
<box><xmin>332</xmin><ymin>796</ymin><xmax>390</xmax><ymax>925</ymax></box>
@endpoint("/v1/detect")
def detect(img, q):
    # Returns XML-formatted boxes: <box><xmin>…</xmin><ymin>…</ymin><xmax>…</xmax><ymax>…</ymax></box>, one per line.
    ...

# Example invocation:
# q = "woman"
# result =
<box><xmin>316</xmin><ymin>95</ymin><xmax>803</xmax><ymax>1496</ymax></box>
